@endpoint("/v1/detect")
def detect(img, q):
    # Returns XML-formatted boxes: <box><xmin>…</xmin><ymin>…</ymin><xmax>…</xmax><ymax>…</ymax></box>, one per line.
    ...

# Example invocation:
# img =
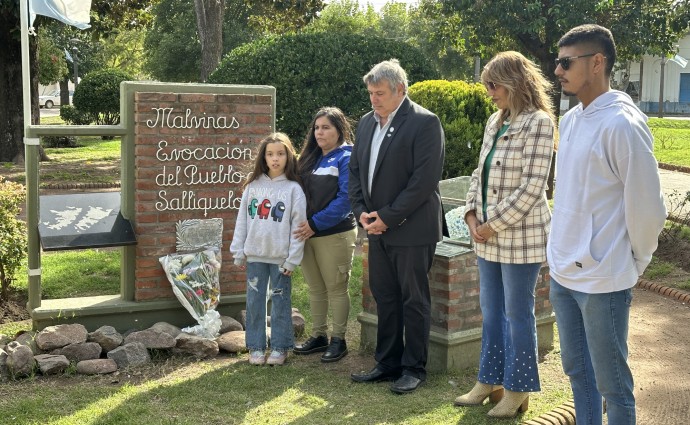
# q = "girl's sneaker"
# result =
<box><xmin>266</xmin><ymin>350</ymin><xmax>287</xmax><ymax>365</ymax></box>
<box><xmin>249</xmin><ymin>350</ymin><xmax>266</xmax><ymax>365</ymax></box>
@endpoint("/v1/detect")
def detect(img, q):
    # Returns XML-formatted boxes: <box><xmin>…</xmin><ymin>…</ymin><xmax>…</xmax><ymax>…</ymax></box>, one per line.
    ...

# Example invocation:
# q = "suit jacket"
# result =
<box><xmin>464</xmin><ymin>108</ymin><xmax>554</xmax><ymax>264</ymax></box>
<box><xmin>348</xmin><ymin>97</ymin><xmax>445</xmax><ymax>246</ymax></box>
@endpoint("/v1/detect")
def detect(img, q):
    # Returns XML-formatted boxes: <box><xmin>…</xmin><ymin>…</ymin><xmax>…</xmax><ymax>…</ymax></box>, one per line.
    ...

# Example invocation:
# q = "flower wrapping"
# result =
<box><xmin>445</xmin><ymin>207</ymin><xmax>471</xmax><ymax>241</ymax></box>
<box><xmin>159</xmin><ymin>247</ymin><xmax>222</xmax><ymax>339</ymax></box>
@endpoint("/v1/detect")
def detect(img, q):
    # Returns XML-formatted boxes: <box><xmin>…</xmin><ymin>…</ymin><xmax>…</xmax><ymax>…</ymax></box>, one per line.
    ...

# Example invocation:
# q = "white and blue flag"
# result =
<box><xmin>29</xmin><ymin>0</ymin><xmax>92</xmax><ymax>30</ymax></box>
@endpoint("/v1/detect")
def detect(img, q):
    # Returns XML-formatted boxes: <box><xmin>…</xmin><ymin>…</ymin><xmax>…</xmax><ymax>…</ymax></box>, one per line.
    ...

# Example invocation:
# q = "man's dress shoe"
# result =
<box><xmin>390</xmin><ymin>375</ymin><xmax>425</xmax><ymax>394</ymax></box>
<box><xmin>350</xmin><ymin>367</ymin><xmax>401</xmax><ymax>383</ymax></box>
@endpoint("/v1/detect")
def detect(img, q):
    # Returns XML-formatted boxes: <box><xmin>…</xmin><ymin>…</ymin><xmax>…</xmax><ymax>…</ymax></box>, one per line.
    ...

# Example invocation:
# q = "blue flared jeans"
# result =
<box><xmin>549</xmin><ymin>279</ymin><xmax>635</xmax><ymax>425</ymax></box>
<box><xmin>245</xmin><ymin>262</ymin><xmax>294</xmax><ymax>352</ymax></box>
<box><xmin>477</xmin><ymin>257</ymin><xmax>541</xmax><ymax>392</ymax></box>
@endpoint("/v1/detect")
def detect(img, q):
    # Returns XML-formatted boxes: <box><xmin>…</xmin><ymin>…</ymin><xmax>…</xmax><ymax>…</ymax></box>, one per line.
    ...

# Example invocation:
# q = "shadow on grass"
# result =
<box><xmin>0</xmin><ymin>345</ymin><xmax>569</xmax><ymax>425</ymax></box>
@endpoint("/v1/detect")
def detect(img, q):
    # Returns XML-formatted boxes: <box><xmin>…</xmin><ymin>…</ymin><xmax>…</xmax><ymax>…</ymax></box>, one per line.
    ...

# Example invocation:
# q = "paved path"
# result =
<box><xmin>629</xmin><ymin>287</ymin><xmax>690</xmax><ymax>425</ymax></box>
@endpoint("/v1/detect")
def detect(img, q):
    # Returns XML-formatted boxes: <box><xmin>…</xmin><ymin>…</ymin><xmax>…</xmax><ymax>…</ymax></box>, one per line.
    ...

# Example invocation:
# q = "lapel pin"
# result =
<box><xmin>389</xmin><ymin>127</ymin><xmax>394</xmax><ymax>132</ymax></box>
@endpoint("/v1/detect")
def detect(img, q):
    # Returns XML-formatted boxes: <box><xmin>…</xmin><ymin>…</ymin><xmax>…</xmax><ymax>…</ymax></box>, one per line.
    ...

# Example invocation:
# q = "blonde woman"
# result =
<box><xmin>455</xmin><ymin>51</ymin><xmax>555</xmax><ymax>418</ymax></box>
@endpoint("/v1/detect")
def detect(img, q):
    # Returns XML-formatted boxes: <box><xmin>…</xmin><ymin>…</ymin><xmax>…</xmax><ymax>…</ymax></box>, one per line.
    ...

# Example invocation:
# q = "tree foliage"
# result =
<box><xmin>0</xmin><ymin>177</ymin><xmax>27</xmax><ymax>302</ymax></box>
<box><xmin>303</xmin><ymin>0</ymin><xmax>477</xmax><ymax>80</ymax></box>
<box><xmin>145</xmin><ymin>0</ymin><xmax>322</xmax><ymax>83</ymax></box>
<box><xmin>209</xmin><ymin>32</ymin><xmax>438</xmax><ymax>145</ymax></box>
<box><xmin>445</xmin><ymin>0</ymin><xmax>690</xmax><ymax>119</ymax></box>
<box><xmin>0</xmin><ymin>0</ymin><xmax>153</xmax><ymax>163</ymax></box>
<box><xmin>37</xmin><ymin>34</ymin><xmax>68</xmax><ymax>85</ymax></box>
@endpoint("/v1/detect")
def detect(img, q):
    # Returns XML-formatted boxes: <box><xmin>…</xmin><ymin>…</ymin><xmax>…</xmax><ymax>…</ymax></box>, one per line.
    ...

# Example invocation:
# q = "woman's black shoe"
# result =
<box><xmin>321</xmin><ymin>337</ymin><xmax>348</xmax><ymax>363</ymax></box>
<box><xmin>293</xmin><ymin>335</ymin><xmax>328</xmax><ymax>355</ymax></box>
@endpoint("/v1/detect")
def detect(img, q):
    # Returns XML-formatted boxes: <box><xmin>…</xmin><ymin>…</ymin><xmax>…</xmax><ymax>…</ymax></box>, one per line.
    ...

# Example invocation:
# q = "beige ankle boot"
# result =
<box><xmin>454</xmin><ymin>381</ymin><xmax>504</xmax><ymax>406</ymax></box>
<box><xmin>487</xmin><ymin>389</ymin><xmax>529</xmax><ymax>418</ymax></box>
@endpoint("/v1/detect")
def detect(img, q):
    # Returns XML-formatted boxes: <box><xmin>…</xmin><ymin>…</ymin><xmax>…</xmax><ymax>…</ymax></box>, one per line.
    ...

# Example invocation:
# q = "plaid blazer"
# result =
<box><xmin>465</xmin><ymin>109</ymin><xmax>554</xmax><ymax>264</ymax></box>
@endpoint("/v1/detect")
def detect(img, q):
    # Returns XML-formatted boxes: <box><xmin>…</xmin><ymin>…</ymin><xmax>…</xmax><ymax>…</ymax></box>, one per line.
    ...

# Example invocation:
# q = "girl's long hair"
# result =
<box><xmin>481</xmin><ymin>51</ymin><xmax>555</xmax><ymax>129</ymax></box>
<box><xmin>244</xmin><ymin>132</ymin><xmax>300</xmax><ymax>188</ymax></box>
<box><xmin>298</xmin><ymin>107</ymin><xmax>353</xmax><ymax>175</ymax></box>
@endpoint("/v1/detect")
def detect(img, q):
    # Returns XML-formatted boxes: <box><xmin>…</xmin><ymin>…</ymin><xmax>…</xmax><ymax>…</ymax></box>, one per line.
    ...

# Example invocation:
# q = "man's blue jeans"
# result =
<box><xmin>245</xmin><ymin>262</ymin><xmax>294</xmax><ymax>352</ymax></box>
<box><xmin>549</xmin><ymin>279</ymin><xmax>635</xmax><ymax>425</ymax></box>
<box><xmin>477</xmin><ymin>257</ymin><xmax>541</xmax><ymax>392</ymax></box>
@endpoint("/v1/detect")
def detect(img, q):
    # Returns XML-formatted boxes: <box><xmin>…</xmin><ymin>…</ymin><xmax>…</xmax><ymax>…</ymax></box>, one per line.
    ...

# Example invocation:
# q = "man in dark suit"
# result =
<box><xmin>349</xmin><ymin>59</ymin><xmax>445</xmax><ymax>394</ymax></box>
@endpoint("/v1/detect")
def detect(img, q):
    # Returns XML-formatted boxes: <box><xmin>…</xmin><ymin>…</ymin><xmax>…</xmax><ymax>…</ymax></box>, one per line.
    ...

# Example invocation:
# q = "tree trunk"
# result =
<box><xmin>542</xmin><ymin>55</ymin><xmax>561</xmax><ymax>200</ymax></box>
<box><xmin>60</xmin><ymin>76</ymin><xmax>70</xmax><ymax>106</ymax></box>
<box><xmin>0</xmin><ymin>10</ymin><xmax>40</xmax><ymax>165</ymax></box>
<box><xmin>194</xmin><ymin>0</ymin><xmax>225</xmax><ymax>82</ymax></box>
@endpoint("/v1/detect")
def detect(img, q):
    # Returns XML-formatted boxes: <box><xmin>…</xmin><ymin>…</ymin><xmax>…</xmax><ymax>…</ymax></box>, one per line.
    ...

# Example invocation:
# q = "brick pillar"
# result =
<box><xmin>358</xmin><ymin>240</ymin><xmax>555</xmax><ymax>371</ymax></box>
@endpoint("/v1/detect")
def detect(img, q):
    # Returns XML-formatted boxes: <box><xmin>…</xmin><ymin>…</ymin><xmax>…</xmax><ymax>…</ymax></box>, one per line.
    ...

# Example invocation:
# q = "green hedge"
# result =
<box><xmin>209</xmin><ymin>32</ymin><xmax>438</xmax><ymax>145</ymax></box>
<box><xmin>73</xmin><ymin>68</ymin><xmax>133</xmax><ymax>126</ymax></box>
<box><xmin>408</xmin><ymin>80</ymin><xmax>495</xmax><ymax>179</ymax></box>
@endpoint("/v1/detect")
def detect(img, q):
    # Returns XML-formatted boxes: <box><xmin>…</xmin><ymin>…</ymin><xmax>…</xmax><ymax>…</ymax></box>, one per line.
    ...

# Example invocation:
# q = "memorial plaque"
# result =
<box><xmin>38</xmin><ymin>192</ymin><xmax>136</xmax><ymax>251</ymax></box>
<box><xmin>176</xmin><ymin>218</ymin><xmax>224</xmax><ymax>252</ymax></box>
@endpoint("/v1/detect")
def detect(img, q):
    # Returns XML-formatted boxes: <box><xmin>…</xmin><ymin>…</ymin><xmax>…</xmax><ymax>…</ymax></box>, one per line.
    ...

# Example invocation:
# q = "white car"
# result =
<box><xmin>39</xmin><ymin>89</ymin><xmax>73</xmax><ymax>109</ymax></box>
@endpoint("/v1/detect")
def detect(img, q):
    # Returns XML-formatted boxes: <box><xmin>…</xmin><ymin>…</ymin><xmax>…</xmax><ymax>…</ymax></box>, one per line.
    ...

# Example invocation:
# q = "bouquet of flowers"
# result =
<box><xmin>445</xmin><ymin>207</ymin><xmax>471</xmax><ymax>242</ymax></box>
<box><xmin>159</xmin><ymin>247</ymin><xmax>222</xmax><ymax>338</ymax></box>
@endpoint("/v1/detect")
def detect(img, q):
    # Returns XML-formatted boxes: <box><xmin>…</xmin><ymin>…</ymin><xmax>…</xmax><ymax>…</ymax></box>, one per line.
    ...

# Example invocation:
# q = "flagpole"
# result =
<box><xmin>20</xmin><ymin>0</ymin><xmax>42</xmax><ymax>311</ymax></box>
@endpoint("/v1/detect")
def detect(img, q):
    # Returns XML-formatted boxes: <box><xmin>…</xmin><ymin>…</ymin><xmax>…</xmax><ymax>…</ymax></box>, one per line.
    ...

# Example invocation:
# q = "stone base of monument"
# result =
<box><xmin>357</xmin><ymin>240</ymin><xmax>555</xmax><ymax>372</ymax></box>
<box><xmin>30</xmin><ymin>295</ymin><xmax>246</xmax><ymax>332</ymax></box>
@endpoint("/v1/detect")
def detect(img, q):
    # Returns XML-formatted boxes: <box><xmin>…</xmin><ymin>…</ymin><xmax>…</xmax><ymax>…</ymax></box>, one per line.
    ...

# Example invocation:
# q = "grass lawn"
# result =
<box><xmin>648</xmin><ymin>118</ymin><xmax>690</xmax><ymax>167</ymax></box>
<box><xmin>0</xmin><ymin>252</ymin><xmax>573</xmax><ymax>425</ymax></box>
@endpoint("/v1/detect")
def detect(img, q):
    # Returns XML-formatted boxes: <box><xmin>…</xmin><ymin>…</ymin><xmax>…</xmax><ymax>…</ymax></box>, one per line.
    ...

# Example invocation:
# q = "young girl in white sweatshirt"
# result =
<box><xmin>230</xmin><ymin>133</ymin><xmax>307</xmax><ymax>366</ymax></box>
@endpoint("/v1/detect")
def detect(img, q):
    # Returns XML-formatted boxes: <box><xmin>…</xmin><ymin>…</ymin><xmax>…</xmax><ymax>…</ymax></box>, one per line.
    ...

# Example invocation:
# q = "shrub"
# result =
<box><xmin>59</xmin><ymin>105</ymin><xmax>94</xmax><ymax>126</ymax></box>
<box><xmin>209</xmin><ymin>32</ymin><xmax>438</xmax><ymax>146</ymax></box>
<box><xmin>42</xmin><ymin>134</ymin><xmax>78</xmax><ymax>148</ymax></box>
<box><xmin>408</xmin><ymin>80</ymin><xmax>496</xmax><ymax>179</ymax></box>
<box><xmin>0</xmin><ymin>177</ymin><xmax>27</xmax><ymax>302</ymax></box>
<box><xmin>73</xmin><ymin>68</ymin><xmax>133</xmax><ymax>126</ymax></box>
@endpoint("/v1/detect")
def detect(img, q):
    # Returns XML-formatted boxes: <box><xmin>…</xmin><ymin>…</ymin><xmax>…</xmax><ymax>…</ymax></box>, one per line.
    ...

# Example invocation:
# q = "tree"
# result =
<box><xmin>210</xmin><ymin>32</ymin><xmax>438</xmax><ymax>144</ymax></box>
<box><xmin>407</xmin><ymin>0</ymin><xmax>481</xmax><ymax>80</ymax></box>
<box><xmin>304</xmin><ymin>0</ymin><xmax>380</xmax><ymax>34</ymax></box>
<box><xmin>248</xmin><ymin>0</ymin><xmax>324</xmax><ymax>35</ymax></box>
<box><xmin>145</xmin><ymin>0</ymin><xmax>258</xmax><ymax>82</ymax></box>
<box><xmin>37</xmin><ymin>35</ymin><xmax>68</xmax><ymax>87</ymax></box>
<box><xmin>0</xmin><ymin>0</ymin><xmax>40</xmax><ymax>164</ymax></box>
<box><xmin>445</xmin><ymin>0</ymin><xmax>690</xmax><ymax>122</ymax></box>
<box><xmin>303</xmin><ymin>0</ymin><xmax>480</xmax><ymax>80</ymax></box>
<box><xmin>0</xmin><ymin>0</ymin><xmax>154</xmax><ymax>164</ymax></box>
<box><xmin>194</xmin><ymin>0</ymin><xmax>225</xmax><ymax>82</ymax></box>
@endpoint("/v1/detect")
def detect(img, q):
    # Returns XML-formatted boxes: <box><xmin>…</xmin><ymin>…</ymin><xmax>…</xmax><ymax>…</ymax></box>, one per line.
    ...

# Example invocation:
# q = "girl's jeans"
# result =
<box><xmin>245</xmin><ymin>262</ymin><xmax>294</xmax><ymax>352</ymax></box>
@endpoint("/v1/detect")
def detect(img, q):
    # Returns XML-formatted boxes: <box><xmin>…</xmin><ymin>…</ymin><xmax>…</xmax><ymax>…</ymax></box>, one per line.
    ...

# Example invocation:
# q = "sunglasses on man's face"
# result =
<box><xmin>554</xmin><ymin>53</ymin><xmax>600</xmax><ymax>71</ymax></box>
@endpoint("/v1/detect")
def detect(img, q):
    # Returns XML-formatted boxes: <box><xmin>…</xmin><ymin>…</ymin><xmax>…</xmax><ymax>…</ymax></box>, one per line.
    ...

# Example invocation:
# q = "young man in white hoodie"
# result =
<box><xmin>548</xmin><ymin>25</ymin><xmax>667</xmax><ymax>425</ymax></box>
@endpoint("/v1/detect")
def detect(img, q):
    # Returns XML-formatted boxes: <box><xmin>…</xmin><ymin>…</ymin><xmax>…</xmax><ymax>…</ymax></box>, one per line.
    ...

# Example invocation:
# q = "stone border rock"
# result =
<box><xmin>637</xmin><ymin>279</ymin><xmax>690</xmax><ymax>304</ymax></box>
<box><xmin>0</xmin><ymin>309</ymin><xmax>305</xmax><ymax>380</ymax></box>
<box><xmin>521</xmin><ymin>400</ymin><xmax>576</xmax><ymax>425</ymax></box>
<box><xmin>40</xmin><ymin>182</ymin><xmax>121</xmax><ymax>190</ymax></box>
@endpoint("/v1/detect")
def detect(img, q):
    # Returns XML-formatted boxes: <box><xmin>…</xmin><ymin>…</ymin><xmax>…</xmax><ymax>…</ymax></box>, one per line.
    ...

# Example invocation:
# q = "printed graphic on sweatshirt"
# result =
<box><xmin>246</xmin><ymin>187</ymin><xmax>292</xmax><ymax>223</ymax></box>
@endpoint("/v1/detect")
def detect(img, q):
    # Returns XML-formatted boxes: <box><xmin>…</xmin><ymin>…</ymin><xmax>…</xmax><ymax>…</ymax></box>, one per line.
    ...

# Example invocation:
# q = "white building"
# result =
<box><xmin>615</xmin><ymin>33</ymin><xmax>690</xmax><ymax>115</ymax></box>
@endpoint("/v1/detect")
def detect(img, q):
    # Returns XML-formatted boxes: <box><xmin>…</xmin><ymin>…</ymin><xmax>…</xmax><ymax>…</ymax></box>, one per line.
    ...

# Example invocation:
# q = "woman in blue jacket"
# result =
<box><xmin>293</xmin><ymin>107</ymin><xmax>357</xmax><ymax>362</ymax></box>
